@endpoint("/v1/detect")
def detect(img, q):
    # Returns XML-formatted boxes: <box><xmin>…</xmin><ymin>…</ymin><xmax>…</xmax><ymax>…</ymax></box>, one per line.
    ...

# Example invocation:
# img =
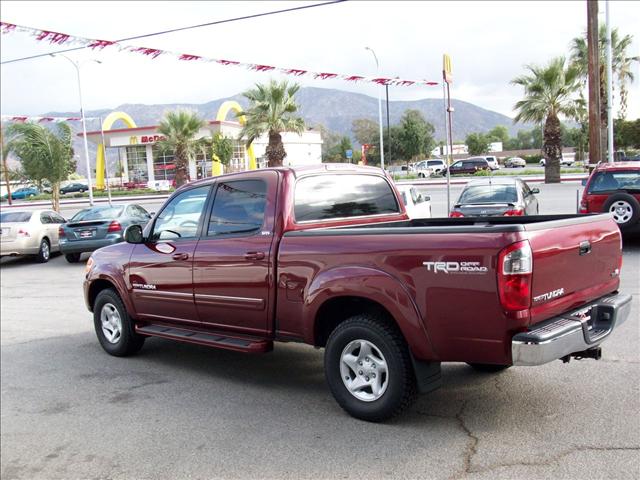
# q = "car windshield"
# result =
<box><xmin>0</xmin><ymin>211</ymin><xmax>33</xmax><ymax>223</ymax></box>
<box><xmin>458</xmin><ymin>185</ymin><xmax>518</xmax><ymax>204</ymax></box>
<box><xmin>71</xmin><ymin>206</ymin><xmax>124</xmax><ymax>221</ymax></box>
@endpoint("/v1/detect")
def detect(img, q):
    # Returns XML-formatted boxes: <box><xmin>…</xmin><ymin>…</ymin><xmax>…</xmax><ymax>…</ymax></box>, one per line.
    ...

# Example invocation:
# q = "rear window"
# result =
<box><xmin>71</xmin><ymin>206</ymin><xmax>124</xmax><ymax>221</ymax></box>
<box><xmin>458</xmin><ymin>185</ymin><xmax>518</xmax><ymax>204</ymax></box>
<box><xmin>588</xmin><ymin>170</ymin><xmax>640</xmax><ymax>193</ymax></box>
<box><xmin>0</xmin><ymin>212</ymin><xmax>32</xmax><ymax>223</ymax></box>
<box><xmin>294</xmin><ymin>174</ymin><xmax>399</xmax><ymax>222</ymax></box>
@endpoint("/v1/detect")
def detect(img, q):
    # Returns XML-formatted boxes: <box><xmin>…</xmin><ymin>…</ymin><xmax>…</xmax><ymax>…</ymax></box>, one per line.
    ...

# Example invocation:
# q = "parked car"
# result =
<box><xmin>450</xmin><ymin>177</ymin><xmax>539</xmax><ymax>217</ymax></box>
<box><xmin>415</xmin><ymin>159</ymin><xmax>447</xmax><ymax>177</ymax></box>
<box><xmin>504</xmin><ymin>157</ymin><xmax>527</xmax><ymax>168</ymax></box>
<box><xmin>579</xmin><ymin>161</ymin><xmax>640</xmax><ymax>234</ymax></box>
<box><xmin>540</xmin><ymin>156</ymin><xmax>574</xmax><ymax>167</ymax></box>
<box><xmin>442</xmin><ymin>157</ymin><xmax>490</xmax><ymax>176</ymax></box>
<box><xmin>60</xmin><ymin>182</ymin><xmax>89</xmax><ymax>194</ymax></box>
<box><xmin>59</xmin><ymin>203</ymin><xmax>152</xmax><ymax>263</ymax></box>
<box><xmin>395</xmin><ymin>184</ymin><xmax>432</xmax><ymax>219</ymax></box>
<box><xmin>0</xmin><ymin>209</ymin><xmax>66</xmax><ymax>262</ymax></box>
<box><xmin>84</xmin><ymin>164</ymin><xmax>630</xmax><ymax>422</ymax></box>
<box><xmin>2</xmin><ymin>186</ymin><xmax>39</xmax><ymax>200</ymax></box>
<box><xmin>386</xmin><ymin>165</ymin><xmax>414</xmax><ymax>177</ymax></box>
<box><xmin>483</xmin><ymin>156</ymin><xmax>500</xmax><ymax>170</ymax></box>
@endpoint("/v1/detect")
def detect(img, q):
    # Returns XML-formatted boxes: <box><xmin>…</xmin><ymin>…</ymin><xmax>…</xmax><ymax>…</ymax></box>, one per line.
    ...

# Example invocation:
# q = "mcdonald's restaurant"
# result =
<box><xmin>81</xmin><ymin>118</ymin><xmax>323</xmax><ymax>188</ymax></box>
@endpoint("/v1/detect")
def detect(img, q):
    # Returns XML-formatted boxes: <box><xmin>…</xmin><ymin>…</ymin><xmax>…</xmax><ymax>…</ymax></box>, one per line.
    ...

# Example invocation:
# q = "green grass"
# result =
<box><xmin>9</xmin><ymin>188</ymin><xmax>171</xmax><ymax>202</ymax></box>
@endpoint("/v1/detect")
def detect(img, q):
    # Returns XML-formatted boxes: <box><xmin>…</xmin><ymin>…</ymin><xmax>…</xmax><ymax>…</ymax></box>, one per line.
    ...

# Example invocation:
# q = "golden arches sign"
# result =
<box><xmin>216</xmin><ymin>101</ymin><xmax>257</xmax><ymax>171</ymax></box>
<box><xmin>96</xmin><ymin>112</ymin><xmax>137</xmax><ymax>189</ymax></box>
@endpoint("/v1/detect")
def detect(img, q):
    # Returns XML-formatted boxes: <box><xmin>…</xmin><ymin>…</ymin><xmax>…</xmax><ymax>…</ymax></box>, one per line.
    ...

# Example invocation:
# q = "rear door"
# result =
<box><xmin>527</xmin><ymin>216</ymin><xmax>621</xmax><ymax>324</ymax></box>
<box><xmin>128</xmin><ymin>185</ymin><xmax>212</xmax><ymax>325</ymax></box>
<box><xmin>193</xmin><ymin>172</ymin><xmax>278</xmax><ymax>336</ymax></box>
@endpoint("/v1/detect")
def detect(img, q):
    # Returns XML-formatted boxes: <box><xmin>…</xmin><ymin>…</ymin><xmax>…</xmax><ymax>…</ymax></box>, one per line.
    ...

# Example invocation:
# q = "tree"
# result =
<box><xmin>156</xmin><ymin>110</ymin><xmax>206</xmax><ymax>187</ymax></box>
<box><xmin>512</xmin><ymin>57</ymin><xmax>584</xmax><ymax>183</ymax></box>
<box><xmin>211</xmin><ymin>132</ymin><xmax>233</xmax><ymax>167</ymax></box>
<box><xmin>465</xmin><ymin>132</ymin><xmax>490</xmax><ymax>155</ymax></box>
<box><xmin>398</xmin><ymin>109</ymin><xmax>435</xmax><ymax>164</ymax></box>
<box><xmin>488</xmin><ymin>125</ymin><xmax>510</xmax><ymax>145</ymax></box>
<box><xmin>614</xmin><ymin>118</ymin><xmax>640</xmax><ymax>149</ymax></box>
<box><xmin>7</xmin><ymin>122</ymin><xmax>76</xmax><ymax>211</ymax></box>
<box><xmin>238</xmin><ymin>79</ymin><xmax>305</xmax><ymax>167</ymax></box>
<box><xmin>1</xmin><ymin>127</ymin><xmax>14</xmax><ymax>204</ymax></box>
<box><xmin>570</xmin><ymin>25</ymin><xmax>639</xmax><ymax>120</ymax></box>
<box><xmin>352</xmin><ymin>118</ymin><xmax>379</xmax><ymax>146</ymax></box>
<box><xmin>316</xmin><ymin>124</ymin><xmax>343</xmax><ymax>162</ymax></box>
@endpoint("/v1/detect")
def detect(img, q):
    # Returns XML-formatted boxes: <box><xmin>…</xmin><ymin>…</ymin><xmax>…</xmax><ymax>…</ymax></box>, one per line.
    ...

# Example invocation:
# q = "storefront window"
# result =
<box><xmin>152</xmin><ymin>145</ymin><xmax>176</xmax><ymax>181</ymax></box>
<box><xmin>228</xmin><ymin>140</ymin><xmax>247</xmax><ymax>172</ymax></box>
<box><xmin>126</xmin><ymin>146</ymin><xmax>148</xmax><ymax>183</ymax></box>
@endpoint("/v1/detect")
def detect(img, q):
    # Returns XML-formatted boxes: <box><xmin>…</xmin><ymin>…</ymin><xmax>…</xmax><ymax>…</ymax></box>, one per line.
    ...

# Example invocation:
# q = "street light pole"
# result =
<box><xmin>385</xmin><ymin>84</ymin><xmax>391</xmax><ymax>163</ymax></box>
<box><xmin>52</xmin><ymin>54</ymin><xmax>101</xmax><ymax>206</ymax></box>
<box><xmin>605</xmin><ymin>0</ymin><xmax>614</xmax><ymax>163</ymax></box>
<box><xmin>365</xmin><ymin>47</ymin><xmax>385</xmax><ymax>170</ymax></box>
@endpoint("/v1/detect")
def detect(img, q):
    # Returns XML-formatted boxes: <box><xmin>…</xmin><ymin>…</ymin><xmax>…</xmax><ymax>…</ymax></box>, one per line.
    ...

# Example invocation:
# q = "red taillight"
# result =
<box><xmin>58</xmin><ymin>226</ymin><xmax>65</xmax><ymax>237</ymax></box>
<box><xmin>107</xmin><ymin>221</ymin><xmax>122</xmax><ymax>233</ymax></box>
<box><xmin>503</xmin><ymin>208</ymin><xmax>524</xmax><ymax>216</ymax></box>
<box><xmin>17</xmin><ymin>228</ymin><xmax>30</xmax><ymax>237</ymax></box>
<box><xmin>450</xmin><ymin>211</ymin><xmax>465</xmax><ymax>218</ymax></box>
<box><xmin>579</xmin><ymin>198</ymin><xmax>588</xmax><ymax>214</ymax></box>
<box><xmin>497</xmin><ymin>240</ymin><xmax>533</xmax><ymax>312</ymax></box>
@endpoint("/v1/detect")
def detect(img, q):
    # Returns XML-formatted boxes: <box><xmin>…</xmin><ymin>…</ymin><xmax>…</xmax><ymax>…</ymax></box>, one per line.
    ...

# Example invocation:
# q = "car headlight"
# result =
<box><xmin>85</xmin><ymin>256</ymin><xmax>95</xmax><ymax>274</ymax></box>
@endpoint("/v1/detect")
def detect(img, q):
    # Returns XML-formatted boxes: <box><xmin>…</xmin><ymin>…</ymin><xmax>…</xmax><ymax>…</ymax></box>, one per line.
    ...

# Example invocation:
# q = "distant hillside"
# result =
<box><xmin>41</xmin><ymin>87</ymin><xmax>530</xmax><ymax>175</ymax></box>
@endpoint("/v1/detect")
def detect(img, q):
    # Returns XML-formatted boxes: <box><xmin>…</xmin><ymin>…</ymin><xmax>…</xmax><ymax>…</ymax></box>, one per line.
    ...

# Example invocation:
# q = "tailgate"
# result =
<box><xmin>527</xmin><ymin>215</ymin><xmax>621</xmax><ymax>324</ymax></box>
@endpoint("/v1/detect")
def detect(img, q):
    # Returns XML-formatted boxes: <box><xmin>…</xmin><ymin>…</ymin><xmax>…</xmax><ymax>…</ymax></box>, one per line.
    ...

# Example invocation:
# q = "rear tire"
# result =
<box><xmin>35</xmin><ymin>238</ymin><xmax>50</xmax><ymax>263</ymax></box>
<box><xmin>325</xmin><ymin>313</ymin><xmax>416</xmax><ymax>422</ymax></box>
<box><xmin>467</xmin><ymin>363</ymin><xmax>511</xmax><ymax>373</ymax></box>
<box><xmin>93</xmin><ymin>288</ymin><xmax>145</xmax><ymax>357</ymax></box>
<box><xmin>65</xmin><ymin>253</ymin><xmax>82</xmax><ymax>263</ymax></box>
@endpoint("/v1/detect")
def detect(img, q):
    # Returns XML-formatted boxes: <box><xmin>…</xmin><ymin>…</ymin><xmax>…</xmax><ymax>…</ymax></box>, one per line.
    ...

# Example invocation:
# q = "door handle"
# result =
<box><xmin>244</xmin><ymin>251</ymin><xmax>265</xmax><ymax>260</ymax></box>
<box><xmin>579</xmin><ymin>241</ymin><xmax>591</xmax><ymax>256</ymax></box>
<box><xmin>172</xmin><ymin>252</ymin><xmax>189</xmax><ymax>260</ymax></box>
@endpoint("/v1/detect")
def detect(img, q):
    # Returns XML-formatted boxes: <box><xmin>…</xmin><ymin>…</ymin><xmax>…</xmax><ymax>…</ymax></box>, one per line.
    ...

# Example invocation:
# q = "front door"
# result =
<box><xmin>193</xmin><ymin>172</ymin><xmax>278</xmax><ymax>336</ymax></box>
<box><xmin>129</xmin><ymin>185</ymin><xmax>212</xmax><ymax>326</ymax></box>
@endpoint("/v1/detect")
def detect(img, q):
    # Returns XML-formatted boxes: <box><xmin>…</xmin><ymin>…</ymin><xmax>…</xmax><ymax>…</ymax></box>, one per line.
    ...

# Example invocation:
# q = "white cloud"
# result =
<box><xmin>1</xmin><ymin>0</ymin><xmax>638</xmax><ymax>119</ymax></box>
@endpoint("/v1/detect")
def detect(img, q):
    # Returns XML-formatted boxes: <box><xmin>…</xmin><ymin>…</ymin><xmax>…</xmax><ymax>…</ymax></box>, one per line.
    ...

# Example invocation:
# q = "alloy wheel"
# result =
<box><xmin>100</xmin><ymin>303</ymin><xmax>123</xmax><ymax>344</ymax></box>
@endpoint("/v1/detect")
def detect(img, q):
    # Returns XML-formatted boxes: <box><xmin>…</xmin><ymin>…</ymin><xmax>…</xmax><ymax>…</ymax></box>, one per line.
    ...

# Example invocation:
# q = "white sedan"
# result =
<box><xmin>396</xmin><ymin>185</ymin><xmax>432</xmax><ymax>219</ymax></box>
<box><xmin>0</xmin><ymin>209</ymin><xmax>67</xmax><ymax>262</ymax></box>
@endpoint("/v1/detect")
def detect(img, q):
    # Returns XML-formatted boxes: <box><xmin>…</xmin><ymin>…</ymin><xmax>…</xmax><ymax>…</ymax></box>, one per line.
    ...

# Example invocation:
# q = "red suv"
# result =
<box><xmin>580</xmin><ymin>162</ymin><xmax>640</xmax><ymax>234</ymax></box>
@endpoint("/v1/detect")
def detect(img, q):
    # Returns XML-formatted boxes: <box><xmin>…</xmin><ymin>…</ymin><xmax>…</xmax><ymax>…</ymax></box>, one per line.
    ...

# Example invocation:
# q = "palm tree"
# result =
<box><xmin>570</xmin><ymin>26</ymin><xmax>639</xmax><ymax>120</ymax></box>
<box><xmin>238</xmin><ymin>79</ymin><xmax>305</xmax><ymax>167</ymax></box>
<box><xmin>512</xmin><ymin>57</ymin><xmax>584</xmax><ymax>184</ymax></box>
<box><xmin>7</xmin><ymin>122</ymin><xmax>75</xmax><ymax>211</ymax></box>
<box><xmin>156</xmin><ymin>110</ymin><xmax>206</xmax><ymax>186</ymax></box>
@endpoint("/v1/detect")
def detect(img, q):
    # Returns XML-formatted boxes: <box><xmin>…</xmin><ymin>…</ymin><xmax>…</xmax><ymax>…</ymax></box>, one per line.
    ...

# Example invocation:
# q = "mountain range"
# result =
<box><xmin>38</xmin><ymin>86</ymin><xmax>530</xmax><ymax>175</ymax></box>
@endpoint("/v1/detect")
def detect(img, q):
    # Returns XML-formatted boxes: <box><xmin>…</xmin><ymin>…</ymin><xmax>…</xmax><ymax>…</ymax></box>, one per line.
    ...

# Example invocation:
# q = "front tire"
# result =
<box><xmin>325</xmin><ymin>313</ymin><xmax>416</xmax><ymax>422</ymax></box>
<box><xmin>35</xmin><ymin>238</ymin><xmax>50</xmax><ymax>263</ymax></box>
<box><xmin>93</xmin><ymin>289</ymin><xmax>145</xmax><ymax>357</ymax></box>
<box><xmin>65</xmin><ymin>252</ymin><xmax>82</xmax><ymax>263</ymax></box>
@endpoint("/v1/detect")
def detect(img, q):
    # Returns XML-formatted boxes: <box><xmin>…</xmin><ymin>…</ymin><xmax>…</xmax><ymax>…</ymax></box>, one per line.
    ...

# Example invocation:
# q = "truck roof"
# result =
<box><xmin>594</xmin><ymin>161</ymin><xmax>640</xmax><ymax>172</ymax></box>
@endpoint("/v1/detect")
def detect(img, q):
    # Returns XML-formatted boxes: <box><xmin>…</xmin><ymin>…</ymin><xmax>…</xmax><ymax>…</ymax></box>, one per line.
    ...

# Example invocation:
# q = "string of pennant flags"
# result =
<box><xmin>0</xmin><ymin>20</ymin><xmax>439</xmax><ymax>87</ymax></box>
<box><xmin>1</xmin><ymin>115</ymin><xmax>100</xmax><ymax>123</ymax></box>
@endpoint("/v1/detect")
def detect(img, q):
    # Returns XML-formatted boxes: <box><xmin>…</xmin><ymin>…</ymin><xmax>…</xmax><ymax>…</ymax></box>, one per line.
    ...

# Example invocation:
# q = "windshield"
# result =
<box><xmin>458</xmin><ymin>185</ymin><xmax>518</xmax><ymax>204</ymax></box>
<box><xmin>71</xmin><ymin>206</ymin><xmax>124</xmax><ymax>221</ymax></box>
<box><xmin>0</xmin><ymin>211</ymin><xmax>32</xmax><ymax>223</ymax></box>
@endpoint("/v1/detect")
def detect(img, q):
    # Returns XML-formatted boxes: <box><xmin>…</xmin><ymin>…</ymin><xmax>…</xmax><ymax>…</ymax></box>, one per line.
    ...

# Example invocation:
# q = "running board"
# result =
<box><xmin>135</xmin><ymin>324</ymin><xmax>273</xmax><ymax>354</ymax></box>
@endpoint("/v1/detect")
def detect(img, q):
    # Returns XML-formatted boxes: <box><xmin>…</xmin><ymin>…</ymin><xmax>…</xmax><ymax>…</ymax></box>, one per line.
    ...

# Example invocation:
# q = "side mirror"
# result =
<box><xmin>124</xmin><ymin>224</ymin><xmax>145</xmax><ymax>244</ymax></box>
<box><xmin>531</xmin><ymin>188</ymin><xmax>540</xmax><ymax>194</ymax></box>
<box><xmin>423</xmin><ymin>195</ymin><xmax>431</xmax><ymax>202</ymax></box>
<box><xmin>581</xmin><ymin>179</ymin><xmax>588</xmax><ymax>187</ymax></box>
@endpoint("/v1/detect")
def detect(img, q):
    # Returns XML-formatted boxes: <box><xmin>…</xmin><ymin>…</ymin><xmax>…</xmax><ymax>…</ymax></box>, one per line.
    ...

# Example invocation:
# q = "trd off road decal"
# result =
<box><xmin>423</xmin><ymin>261</ymin><xmax>488</xmax><ymax>274</ymax></box>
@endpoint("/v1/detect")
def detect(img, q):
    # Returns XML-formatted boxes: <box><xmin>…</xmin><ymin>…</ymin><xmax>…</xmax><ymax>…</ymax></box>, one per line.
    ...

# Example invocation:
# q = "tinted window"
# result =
<box><xmin>0</xmin><ymin>212</ymin><xmax>32</xmax><ymax>223</ymax></box>
<box><xmin>132</xmin><ymin>205</ymin><xmax>150</xmax><ymax>219</ymax></box>
<box><xmin>451</xmin><ymin>162</ymin><xmax>463</xmax><ymax>168</ymax></box>
<box><xmin>208</xmin><ymin>180</ymin><xmax>267</xmax><ymax>236</ymax></box>
<box><xmin>294</xmin><ymin>174</ymin><xmax>399</xmax><ymax>222</ymax></box>
<box><xmin>50</xmin><ymin>212</ymin><xmax>66</xmax><ymax>223</ymax></box>
<box><xmin>458</xmin><ymin>185</ymin><xmax>518</xmax><ymax>204</ymax></box>
<box><xmin>153</xmin><ymin>186</ymin><xmax>210</xmax><ymax>240</ymax></box>
<box><xmin>40</xmin><ymin>213</ymin><xmax>52</xmax><ymax>224</ymax></box>
<box><xmin>588</xmin><ymin>171</ymin><xmax>640</xmax><ymax>193</ymax></box>
<box><xmin>71</xmin><ymin>206</ymin><xmax>124</xmax><ymax>222</ymax></box>
<box><xmin>427</xmin><ymin>161</ymin><xmax>441</xmax><ymax>167</ymax></box>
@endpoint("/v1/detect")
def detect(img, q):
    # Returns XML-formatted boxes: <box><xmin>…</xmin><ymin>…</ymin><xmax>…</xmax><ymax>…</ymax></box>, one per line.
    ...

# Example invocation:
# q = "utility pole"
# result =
<box><xmin>385</xmin><ymin>84</ymin><xmax>391</xmax><ymax>163</ymax></box>
<box><xmin>587</xmin><ymin>0</ymin><xmax>602</xmax><ymax>166</ymax></box>
<box><xmin>605</xmin><ymin>0</ymin><xmax>614</xmax><ymax>162</ymax></box>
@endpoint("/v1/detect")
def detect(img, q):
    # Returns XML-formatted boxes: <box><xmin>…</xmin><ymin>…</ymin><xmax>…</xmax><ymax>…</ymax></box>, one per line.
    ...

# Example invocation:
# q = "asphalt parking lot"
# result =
<box><xmin>1</xmin><ymin>184</ymin><xmax>639</xmax><ymax>479</ymax></box>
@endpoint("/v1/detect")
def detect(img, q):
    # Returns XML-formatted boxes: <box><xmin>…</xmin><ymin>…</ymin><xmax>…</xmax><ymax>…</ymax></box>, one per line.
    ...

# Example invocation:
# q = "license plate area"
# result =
<box><xmin>78</xmin><ymin>229</ymin><xmax>96</xmax><ymax>238</ymax></box>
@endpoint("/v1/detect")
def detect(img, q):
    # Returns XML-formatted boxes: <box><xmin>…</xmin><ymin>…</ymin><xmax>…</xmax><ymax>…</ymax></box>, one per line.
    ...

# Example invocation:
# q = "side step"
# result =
<box><xmin>135</xmin><ymin>324</ymin><xmax>273</xmax><ymax>354</ymax></box>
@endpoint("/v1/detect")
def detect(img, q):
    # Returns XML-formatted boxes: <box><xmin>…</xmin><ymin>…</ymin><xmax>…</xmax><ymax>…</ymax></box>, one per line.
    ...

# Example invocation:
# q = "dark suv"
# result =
<box><xmin>442</xmin><ymin>158</ymin><xmax>490</xmax><ymax>176</ymax></box>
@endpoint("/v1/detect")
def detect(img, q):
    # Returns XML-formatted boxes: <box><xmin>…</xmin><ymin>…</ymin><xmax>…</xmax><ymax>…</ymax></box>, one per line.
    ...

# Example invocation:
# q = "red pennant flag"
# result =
<box><xmin>88</xmin><ymin>39</ymin><xmax>116</xmax><ymax>50</ymax></box>
<box><xmin>129</xmin><ymin>47</ymin><xmax>163</xmax><ymax>59</ymax></box>
<box><xmin>315</xmin><ymin>72</ymin><xmax>338</xmax><ymax>80</ymax></box>
<box><xmin>253</xmin><ymin>64</ymin><xmax>276</xmax><ymax>72</ymax></box>
<box><xmin>217</xmin><ymin>59</ymin><xmax>240</xmax><ymax>66</ymax></box>
<box><xmin>36</xmin><ymin>30</ymin><xmax>71</xmax><ymax>44</ymax></box>
<box><xmin>38</xmin><ymin>117</ymin><xmax>54</xmax><ymax>123</ymax></box>
<box><xmin>0</xmin><ymin>22</ymin><xmax>17</xmax><ymax>33</ymax></box>
<box><xmin>179</xmin><ymin>54</ymin><xmax>202</xmax><ymax>61</ymax></box>
<box><xmin>283</xmin><ymin>69</ymin><xmax>307</xmax><ymax>76</ymax></box>
<box><xmin>344</xmin><ymin>75</ymin><xmax>365</xmax><ymax>82</ymax></box>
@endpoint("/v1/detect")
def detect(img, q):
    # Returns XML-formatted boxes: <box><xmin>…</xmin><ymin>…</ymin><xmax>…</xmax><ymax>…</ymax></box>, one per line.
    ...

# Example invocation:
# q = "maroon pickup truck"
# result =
<box><xmin>84</xmin><ymin>165</ymin><xmax>631</xmax><ymax>421</ymax></box>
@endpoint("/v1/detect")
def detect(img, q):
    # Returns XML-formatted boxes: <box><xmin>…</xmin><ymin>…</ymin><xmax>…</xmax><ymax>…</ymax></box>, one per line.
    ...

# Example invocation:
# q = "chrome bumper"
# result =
<box><xmin>512</xmin><ymin>293</ymin><xmax>632</xmax><ymax>366</ymax></box>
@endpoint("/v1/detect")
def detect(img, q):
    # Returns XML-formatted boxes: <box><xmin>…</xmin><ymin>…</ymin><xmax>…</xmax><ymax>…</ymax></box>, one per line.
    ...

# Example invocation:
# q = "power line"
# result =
<box><xmin>1</xmin><ymin>0</ymin><xmax>347</xmax><ymax>65</ymax></box>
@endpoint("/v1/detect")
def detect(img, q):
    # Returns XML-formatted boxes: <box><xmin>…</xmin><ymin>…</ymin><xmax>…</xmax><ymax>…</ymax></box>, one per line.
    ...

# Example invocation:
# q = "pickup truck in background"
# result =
<box><xmin>84</xmin><ymin>164</ymin><xmax>631</xmax><ymax>421</ymax></box>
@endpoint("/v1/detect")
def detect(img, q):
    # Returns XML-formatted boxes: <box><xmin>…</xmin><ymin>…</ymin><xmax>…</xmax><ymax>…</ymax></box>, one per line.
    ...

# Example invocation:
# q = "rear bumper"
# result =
<box><xmin>0</xmin><ymin>238</ymin><xmax>40</xmax><ymax>256</ymax></box>
<box><xmin>512</xmin><ymin>292</ymin><xmax>632</xmax><ymax>366</ymax></box>
<box><xmin>59</xmin><ymin>235</ymin><xmax>123</xmax><ymax>254</ymax></box>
